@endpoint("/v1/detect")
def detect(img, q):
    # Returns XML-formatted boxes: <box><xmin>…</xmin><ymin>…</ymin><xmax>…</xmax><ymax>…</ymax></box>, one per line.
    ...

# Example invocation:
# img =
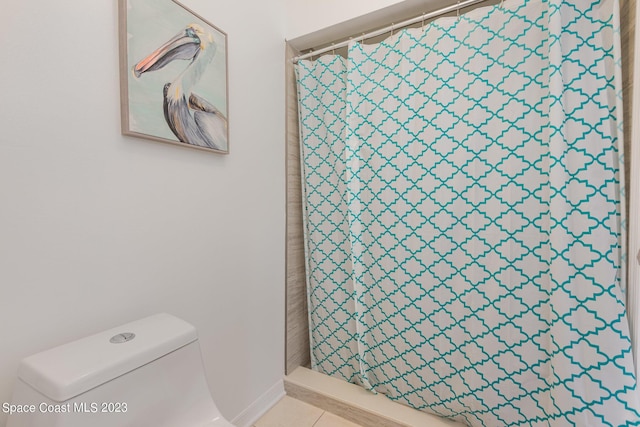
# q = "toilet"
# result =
<box><xmin>6</xmin><ymin>313</ymin><xmax>235</xmax><ymax>427</ymax></box>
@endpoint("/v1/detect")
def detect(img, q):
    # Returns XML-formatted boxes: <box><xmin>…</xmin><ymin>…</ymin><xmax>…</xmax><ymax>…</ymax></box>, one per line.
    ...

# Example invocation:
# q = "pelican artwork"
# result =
<box><xmin>133</xmin><ymin>24</ymin><xmax>227</xmax><ymax>151</ymax></box>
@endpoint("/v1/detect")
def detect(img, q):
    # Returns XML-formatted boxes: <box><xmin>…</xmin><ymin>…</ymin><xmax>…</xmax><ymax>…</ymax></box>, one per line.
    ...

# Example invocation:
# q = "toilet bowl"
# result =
<box><xmin>6</xmin><ymin>313</ymin><xmax>235</xmax><ymax>427</ymax></box>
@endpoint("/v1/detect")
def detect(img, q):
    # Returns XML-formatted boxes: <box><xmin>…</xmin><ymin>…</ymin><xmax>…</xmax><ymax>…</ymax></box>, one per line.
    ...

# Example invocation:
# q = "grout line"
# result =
<box><xmin>311</xmin><ymin>410</ymin><xmax>326</xmax><ymax>426</ymax></box>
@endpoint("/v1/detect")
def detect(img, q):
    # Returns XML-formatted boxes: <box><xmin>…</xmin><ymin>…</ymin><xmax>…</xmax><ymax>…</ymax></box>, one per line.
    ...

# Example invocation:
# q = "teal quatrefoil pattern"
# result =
<box><xmin>296</xmin><ymin>0</ymin><xmax>640</xmax><ymax>425</ymax></box>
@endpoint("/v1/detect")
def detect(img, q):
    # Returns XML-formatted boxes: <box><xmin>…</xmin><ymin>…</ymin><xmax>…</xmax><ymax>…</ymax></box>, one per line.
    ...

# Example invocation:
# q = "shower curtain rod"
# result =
<box><xmin>292</xmin><ymin>0</ymin><xmax>494</xmax><ymax>63</ymax></box>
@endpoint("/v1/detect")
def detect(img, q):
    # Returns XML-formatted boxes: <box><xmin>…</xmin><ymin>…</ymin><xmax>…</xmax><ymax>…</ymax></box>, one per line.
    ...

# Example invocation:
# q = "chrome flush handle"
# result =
<box><xmin>110</xmin><ymin>332</ymin><xmax>136</xmax><ymax>344</ymax></box>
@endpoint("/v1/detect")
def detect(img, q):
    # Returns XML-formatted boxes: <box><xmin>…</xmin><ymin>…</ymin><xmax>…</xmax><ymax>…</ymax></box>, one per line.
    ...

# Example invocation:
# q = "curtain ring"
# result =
<box><xmin>391</xmin><ymin>23</ymin><xmax>395</xmax><ymax>36</ymax></box>
<box><xmin>457</xmin><ymin>1</ymin><xmax>461</xmax><ymax>20</ymax></box>
<box><xmin>421</xmin><ymin>13</ymin><xmax>426</xmax><ymax>32</ymax></box>
<box><xmin>500</xmin><ymin>0</ymin><xmax>505</xmax><ymax>8</ymax></box>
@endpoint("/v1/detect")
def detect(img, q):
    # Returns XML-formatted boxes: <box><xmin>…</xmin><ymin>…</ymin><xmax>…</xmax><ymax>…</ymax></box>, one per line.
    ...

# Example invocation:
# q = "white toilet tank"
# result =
<box><xmin>6</xmin><ymin>313</ymin><xmax>234</xmax><ymax>427</ymax></box>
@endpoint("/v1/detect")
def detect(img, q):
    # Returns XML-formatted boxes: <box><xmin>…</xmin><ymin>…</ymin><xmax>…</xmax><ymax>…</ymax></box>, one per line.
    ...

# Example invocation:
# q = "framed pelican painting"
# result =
<box><xmin>118</xmin><ymin>0</ymin><xmax>229</xmax><ymax>153</ymax></box>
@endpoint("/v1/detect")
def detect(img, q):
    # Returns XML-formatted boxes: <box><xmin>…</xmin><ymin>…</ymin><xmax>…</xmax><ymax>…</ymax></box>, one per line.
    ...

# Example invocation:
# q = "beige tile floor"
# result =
<box><xmin>254</xmin><ymin>395</ymin><xmax>363</xmax><ymax>427</ymax></box>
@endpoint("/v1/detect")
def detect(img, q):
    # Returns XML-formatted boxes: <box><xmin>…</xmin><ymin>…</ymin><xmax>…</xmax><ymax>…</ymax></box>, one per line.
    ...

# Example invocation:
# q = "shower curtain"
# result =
<box><xmin>296</xmin><ymin>0</ymin><xmax>640</xmax><ymax>425</ymax></box>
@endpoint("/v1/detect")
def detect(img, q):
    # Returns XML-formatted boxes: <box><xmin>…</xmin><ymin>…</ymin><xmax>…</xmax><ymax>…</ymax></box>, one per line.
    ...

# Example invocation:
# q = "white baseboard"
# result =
<box><xmin>232</xmin><ymin>379</ymin><xmax>285</xmax><ymax>427</ymax></box>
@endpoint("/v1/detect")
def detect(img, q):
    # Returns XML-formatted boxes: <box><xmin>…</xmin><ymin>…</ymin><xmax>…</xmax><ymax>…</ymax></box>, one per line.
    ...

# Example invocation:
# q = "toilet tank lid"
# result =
<box><xmin>17</xmin><ymin>313</ymin><xmax>198</xmax><ymax>402</ymax></box>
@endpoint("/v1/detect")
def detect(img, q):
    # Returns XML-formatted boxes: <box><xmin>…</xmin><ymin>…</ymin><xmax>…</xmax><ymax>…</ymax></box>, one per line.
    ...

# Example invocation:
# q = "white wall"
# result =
<box><xmin>0</xmin><ymin>0</ymin><xmax>285</xmax><ymax>425</ymax></box>
<box><xmin>285</xmin><ymin>0</ymin><xmax>404</xmax><ymax>41</ymax></box>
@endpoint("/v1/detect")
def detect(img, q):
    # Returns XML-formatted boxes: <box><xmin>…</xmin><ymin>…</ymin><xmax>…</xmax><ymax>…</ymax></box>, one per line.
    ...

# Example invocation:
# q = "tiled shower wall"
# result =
<box><xmin>622</xmin><ymin>0</ymin><xmax>636</xmax><ymax>213</ymax></box>
<box><xmin>285</xmin><ymin>3</ymin><xmax>637</xmax><ymax>375</ymax></box>
<box><xmin>285</xmin><ymin>42</ymin><xmax>310</xmax><ymax>374</ymax></box>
